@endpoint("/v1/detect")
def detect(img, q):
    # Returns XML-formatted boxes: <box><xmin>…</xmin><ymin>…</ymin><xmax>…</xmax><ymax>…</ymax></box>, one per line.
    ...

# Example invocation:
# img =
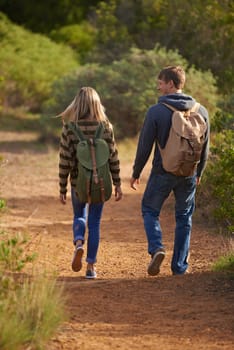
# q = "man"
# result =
<box><xmin>130</xmin><ymin>66</ymin><xmax>209</xmax><ymax>276</ymax></box>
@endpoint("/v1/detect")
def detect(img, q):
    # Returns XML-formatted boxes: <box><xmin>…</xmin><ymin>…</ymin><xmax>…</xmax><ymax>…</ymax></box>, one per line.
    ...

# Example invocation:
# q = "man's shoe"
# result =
<box><xmin>71</xmin><ymin>245</ymin><xmax>84</xmax><ymax>272</ymax></box>
<box><xmin>148</xmin><ymin>248</ymin><xmax>165</xmax><ymax>276</ymax></box>
<box><xmin>85</xmin><ymin>269</ymin><xmax>97</xmax><ymax>279</ymax></box>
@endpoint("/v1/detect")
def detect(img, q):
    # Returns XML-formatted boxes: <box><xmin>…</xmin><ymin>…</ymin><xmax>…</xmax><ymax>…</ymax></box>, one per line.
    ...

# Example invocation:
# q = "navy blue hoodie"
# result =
<box><xmin>132</xmin><ymin>93</ymin><xmax>210</xmax><ymax>179</ymax></box>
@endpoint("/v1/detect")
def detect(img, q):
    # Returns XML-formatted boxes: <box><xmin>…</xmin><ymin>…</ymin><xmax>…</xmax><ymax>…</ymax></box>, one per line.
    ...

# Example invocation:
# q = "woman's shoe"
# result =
<box><xmin>85</xmin><ymin>269</ymin><xmax>97</xmax><ymax>279</ymax></box>
<box><xmin>71</xmin><ymin>245</ymin><xmax>84</xmax><ymax>272</ymax></box>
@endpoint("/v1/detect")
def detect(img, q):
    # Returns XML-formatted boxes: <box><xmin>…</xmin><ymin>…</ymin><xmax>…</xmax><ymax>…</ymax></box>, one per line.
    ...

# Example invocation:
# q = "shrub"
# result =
<box><xmin>0</xmin><ymin>12</ymin><xmax>78</xmax><ymax>111</ymax></box>
<box><xmin>50</xmin><ymin>21</ymin><xmax>97</xmax><ymax>63</ymax></box>
<box><xmin>212</xmin><ymin>253</ymin><xmax>234</xmax><ymax>276</ymax></box>
<box><xmin>0</xmin><ymin>231</ymin><xmax>36</xmax><ymax>272</ymax></box>
<box><xmin>200</xmin><ymin>93</ymin><xmax>234</xmax><ymax>234</ymax></box>
<box><xmin>44</xmin><ymin>45</ymin><xmax>219</xmax><ymax>138</ymax></box>
<box><xmin>202</xmin><ymin>130</ymin><xmax>234</xmax><ymax>234</ymax></box>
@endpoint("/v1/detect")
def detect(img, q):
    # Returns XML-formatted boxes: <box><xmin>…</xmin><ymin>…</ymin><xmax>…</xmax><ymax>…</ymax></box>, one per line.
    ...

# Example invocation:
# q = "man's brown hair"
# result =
<box><xmin>158</xmin><ymin>66</ymin><xmax>186</xmax><ymax>89</ymax></box>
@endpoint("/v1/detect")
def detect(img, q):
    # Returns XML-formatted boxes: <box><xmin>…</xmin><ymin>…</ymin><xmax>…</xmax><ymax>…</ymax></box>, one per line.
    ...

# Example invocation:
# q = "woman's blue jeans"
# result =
<box><xmin>142</xmin><ymin>171</ymin><xmax>197</xmax><ymax>275</ymax></box>
<box><xmin>71</xmin><ymin>188</ymin><xmax>104</xmax><ymax>264</ymax></box>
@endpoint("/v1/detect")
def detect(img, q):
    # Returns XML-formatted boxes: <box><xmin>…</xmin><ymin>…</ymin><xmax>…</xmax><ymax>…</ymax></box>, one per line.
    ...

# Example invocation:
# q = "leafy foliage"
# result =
<box><xmin>89</xmin><ymin>0</ymin><xmax>132</xmax><ymax>63</ymax></box>
<box><xmin>212</xmin><ymin>95</ymin><xmax>234</xmax><ymax>132</ymax></box>
<box><xmin>199</xmin><ymin>92</ymin><xmax>234</xmax><ymax>233</ymax></box>
<box><xmin>45</xmin><ymin>46</ymin><xmax>219</xmax><ymax>138</ymax></box>
<box><xmin>0</xmin><ymin>231</ymin><xmax>36</xmax><ymax>271</ymax></box>
<box><xmin>212</xmin><ymin>253</ymin><xmax>234</xmax><ymax>276</ymax></box>
<box><xmin>50</xmin><ymin>21</ymin><xmax>97</xmax><ymax>62</ymax></box>
<box><xmin>1</xmin><ymin>0</ymin><xmax>233</xmax><ymax>94</ymax></box>
<box><xmin>0</xmin><ymin>0</ymin><xmax>100</xmax><ymax>33</ymax></box>
<box><xmin>0</xmin><ymin>12</ymin><xmax>78</xmax><ymax>110</ymax></box>
<box><xmin>201</xmin><ymin>127</ymin><xmax>234</xmax><ymax>234</ymax></box>
<box><xmin>90</xmin><ymin>0</ymin><xmax>234</xmax><ymax>94</ymax></box>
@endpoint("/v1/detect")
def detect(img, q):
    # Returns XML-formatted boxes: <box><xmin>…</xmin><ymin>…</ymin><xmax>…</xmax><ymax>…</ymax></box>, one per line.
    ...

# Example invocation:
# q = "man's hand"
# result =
<box><xmin>196</xmin><ymin>177</ymin><xmax>201</xmax><ymax>186</ymax></box>
<box><xmin>60</xmin><ymin>193</ymin><xmax>66</xmax><ymax>204</ymax></box>
<box><xmin>115</xmin><ymin>185</ymin><xmax>123</xmax><ymax>201</ymax></box>
<box><xmin>130</xmin><ymin>177</ymin><xmax>139</xmax><ymax>190</ymax></box>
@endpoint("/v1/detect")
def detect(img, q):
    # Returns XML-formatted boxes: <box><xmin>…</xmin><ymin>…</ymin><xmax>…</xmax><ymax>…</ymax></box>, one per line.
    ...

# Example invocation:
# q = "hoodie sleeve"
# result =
<box><xmin>196</xmin><ymin>105</ymin><xmax>210</xmax><ymax>177</ymax></box>
<box><xmin>132</xmin><ymin>107</ymin><xmax>157</xmax><ymax>179</ymax></box>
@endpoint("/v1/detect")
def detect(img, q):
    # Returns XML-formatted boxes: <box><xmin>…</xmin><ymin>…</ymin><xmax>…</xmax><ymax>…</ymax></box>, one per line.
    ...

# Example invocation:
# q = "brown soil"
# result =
<box><xmin>0</xmin><ymin>131</ymin><xmax>233</xmax><ymax>350</ymax></box>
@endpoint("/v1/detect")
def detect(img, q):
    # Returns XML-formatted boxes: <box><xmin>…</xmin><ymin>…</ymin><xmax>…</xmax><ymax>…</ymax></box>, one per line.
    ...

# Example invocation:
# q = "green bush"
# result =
<box><xmin>200</xmin><ymin>100</ymin><xmax>234</xmax><ymax>235</ymax></box>
<box><xmin>205</xmin><ymin>131</ymin><xmax>234</xmax><ymax>233</ymax></box>
<box><xmin>0</xmin><ymin>231</ymin><xmax>36</xmax><ymax>271</ymax></box>
<box><xmin>90</xmin><ymin>0</ymin><xmax>233</xmax><ymax>95</ymax></box>
<box><xmin>200</xmin><ymin>91</ymin><xmax>234</xmax><ymax>233</ymax></box>
<box><xmin>44</xmin><ymin>45</ymin><xmax>219</xmax><ymax>138</ymax></box>
<box><xmin>212</xmin><ymin>253</ymin><xmax>234</xmax><ymax>276</ymax></box>
<box><xmin>0</xmin><ymin>12</ymin><xmax>78</xmax><ymax>110</ymax></box>
<box><xmin>212</xmin><ymin>94</ymin><xmax>234</xmax><ymax>132</ymax></box>
<box><xmin>88</xmin><ymin>0</ymin><xmax>132</xmax><ymax>63</ymax></box>
<box><xmin>50</xmin><ymin>21</ymin><xmax>97</xmax><ymax>63</ymax></box>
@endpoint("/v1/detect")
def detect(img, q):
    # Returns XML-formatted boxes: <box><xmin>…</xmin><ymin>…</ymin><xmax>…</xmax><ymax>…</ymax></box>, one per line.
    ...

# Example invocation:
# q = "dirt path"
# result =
<box><xmin>0</xmin><ymin>131</ymin><xmax>233</xmax><ymax>350</ymax></box>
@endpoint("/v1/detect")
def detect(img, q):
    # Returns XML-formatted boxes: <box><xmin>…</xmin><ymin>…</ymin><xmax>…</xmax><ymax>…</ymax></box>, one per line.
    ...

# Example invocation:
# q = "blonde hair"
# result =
<box><xmin>59</xmin><ymin>87</ymin><xmax>107</xmax><ymax>123</ymax></box>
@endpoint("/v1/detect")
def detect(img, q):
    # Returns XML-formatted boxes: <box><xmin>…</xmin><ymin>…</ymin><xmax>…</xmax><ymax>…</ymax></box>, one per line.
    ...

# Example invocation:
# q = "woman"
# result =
<box><xmin>59</xmin><ymin>87</ymin><xmax>122</xmax><ymax>279</ymax></box>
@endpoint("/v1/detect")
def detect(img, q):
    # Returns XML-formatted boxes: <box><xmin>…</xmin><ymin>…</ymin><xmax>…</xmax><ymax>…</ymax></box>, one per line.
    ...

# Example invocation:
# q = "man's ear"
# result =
<box><xmin>169</xmin><ymin>80</ymin><xmax>175</xmax><ymax>88</ymax></box>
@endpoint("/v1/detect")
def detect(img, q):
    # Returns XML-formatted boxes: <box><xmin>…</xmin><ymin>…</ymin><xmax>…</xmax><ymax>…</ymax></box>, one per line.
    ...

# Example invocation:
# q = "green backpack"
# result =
<box><xmin>68</xmin><ymin>122</ymin><xmax>112</xmax><ymax>203</ymax></box>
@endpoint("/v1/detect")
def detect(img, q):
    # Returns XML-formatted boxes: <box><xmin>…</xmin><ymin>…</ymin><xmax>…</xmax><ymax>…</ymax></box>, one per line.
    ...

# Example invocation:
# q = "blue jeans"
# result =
<box><xmin>142</xmin><ymin>171</ymin><xmax>197</xmax><ymax>275</ymax></box>
<box><xmin>71</xmin><ymin>188</ymin><xmax>104</xmax><ymax>264</ymax></box>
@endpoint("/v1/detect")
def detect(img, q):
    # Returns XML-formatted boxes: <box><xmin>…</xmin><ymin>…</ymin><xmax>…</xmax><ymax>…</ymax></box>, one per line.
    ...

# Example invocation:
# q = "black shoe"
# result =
<box><xmin>147</xmin><ymin>248</ymin><xmax>165</xmax><ymax>276</ymax></box>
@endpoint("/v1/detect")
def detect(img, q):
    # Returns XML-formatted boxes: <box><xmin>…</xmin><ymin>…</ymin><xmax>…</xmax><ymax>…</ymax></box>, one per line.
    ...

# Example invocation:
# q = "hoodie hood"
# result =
<box><xmin>158</xmin><ymin>93</ymin><xmax>196</xmax><ymax>111</ymax></box>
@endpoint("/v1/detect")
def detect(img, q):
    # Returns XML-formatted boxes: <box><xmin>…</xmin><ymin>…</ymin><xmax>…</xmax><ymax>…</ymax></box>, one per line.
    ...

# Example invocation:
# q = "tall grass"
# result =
<box><xmin>0</xmin><ymin>231</ymin><xmax>66</xmax><ymax>350</ymax></box>
<box><xmin>0</xmin><ymin>276</ymin><xmax>66</xmax><ymax>350</ymax></box>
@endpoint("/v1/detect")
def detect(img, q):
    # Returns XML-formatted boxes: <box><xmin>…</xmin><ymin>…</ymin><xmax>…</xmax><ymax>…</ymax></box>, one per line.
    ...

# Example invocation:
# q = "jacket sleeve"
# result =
<box><xmin>59</xmin><ymin>124</ymin><xmax>73</xmax><ymax>194</ymax></box>
<box><xmin>132</xmin><ymin>108</ymin><xmax>157</xmax><ymax>179</ymax></box>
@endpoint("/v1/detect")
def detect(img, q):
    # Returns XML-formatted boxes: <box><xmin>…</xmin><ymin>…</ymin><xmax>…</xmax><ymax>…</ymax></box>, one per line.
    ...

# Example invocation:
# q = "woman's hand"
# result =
<box><xmin>60</xmin><ymin>193</ymin><xmax>66</xmax><ymax>204</ymax></box>
<box><xmin>114</xmin><ymin>185</ymin><xmax>123</xmax><ymax>201</ymax></box>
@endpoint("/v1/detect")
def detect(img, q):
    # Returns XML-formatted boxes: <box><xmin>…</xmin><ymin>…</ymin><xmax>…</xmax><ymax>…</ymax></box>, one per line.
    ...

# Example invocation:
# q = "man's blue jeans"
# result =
<box><xmin>142</xmin><ymin>171</ymin><xmax>197</xmax><ymax>275</ymax></box>
<box><xmin>71</xmin><ymin>188</ymin><xmax>104</xmax><ymax>264</ymax></box>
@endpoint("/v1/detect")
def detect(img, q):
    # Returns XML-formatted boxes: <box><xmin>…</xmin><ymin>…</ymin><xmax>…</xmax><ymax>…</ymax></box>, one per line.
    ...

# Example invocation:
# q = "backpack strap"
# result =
<box><xmin>162</xmin><ymin>102</ymin><xmax>200</xmax><ymax>113</ymax></box>
<box><xmin>190</xmin><ymin>102</ymin><xmax>200</xmax><ymax>112</ymax></box>
<box><xmin>91</xmin><ymin>123</ymin><xmax>105</xmax><ymax>184</ymax></box>
<box><xmin>89</xmin><ymin>138</ymin><xmax>99</xmax><ymax>184</ymax></box>
<box><xmin>67</xmin><ymin>122</ymin><xmax>85</xmax><ymax>141</ymax></box>
<box><xmin>94</xmin><ymin>123</ymin><xmax>104</xmax><ymax>139</ymax></box>
<box><xmin>161</xmin><ymin>102</ymin><xmax>178</xmax><ymax>112</ymax></box>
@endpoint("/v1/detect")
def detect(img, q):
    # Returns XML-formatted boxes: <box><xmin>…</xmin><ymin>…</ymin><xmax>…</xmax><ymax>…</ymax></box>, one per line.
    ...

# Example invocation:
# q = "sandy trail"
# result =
<box><xmin>0</xmin><ymin>131</ymin><xmax>233</xmax><ymax>350</ymax></box>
